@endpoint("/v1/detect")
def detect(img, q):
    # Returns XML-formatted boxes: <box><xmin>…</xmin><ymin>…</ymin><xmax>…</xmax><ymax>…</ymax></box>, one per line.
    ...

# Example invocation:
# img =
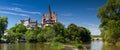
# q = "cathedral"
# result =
<box><xmin>17</xmin><ymin>5</ymin><xmax>57</xmax><ymax>28</ymax></box>
<box><xmin>42</xmin><ymin>5</ymin><xmax>57</xmax><ymax>27</ymax></box>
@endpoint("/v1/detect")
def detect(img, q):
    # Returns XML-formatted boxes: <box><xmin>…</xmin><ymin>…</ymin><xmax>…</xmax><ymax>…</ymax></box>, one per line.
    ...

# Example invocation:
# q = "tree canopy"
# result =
<box><xmin>97</xmin><ymin>0</ymin><xmax>120</xmax><ymax>45</ymax></box>
<box><xmin>0</xmin><ymin>16</ymin><xmax>8</xmax><ymax>42</ymax></box>
<box><xmin>4</xmin><ymin>22</ymin><xmax>91</xmax><ymax>43</ymax></box>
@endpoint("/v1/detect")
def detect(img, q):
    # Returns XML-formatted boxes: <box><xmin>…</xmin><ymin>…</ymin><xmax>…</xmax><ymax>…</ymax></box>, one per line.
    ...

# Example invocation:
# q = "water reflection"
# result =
<box><xmin>0</xmin><ymin>40</ymin><xmax>120</xmax><ymax>50</ymax></box>
<box><xmin>0</xmin><ymin>43</ymin><xmax>54</xmax><ymax>50</ymax></box>
<box><xmin>91</xmin><ymin>40</ymin><xmax>103</xmax><ymax>50</ymax></box>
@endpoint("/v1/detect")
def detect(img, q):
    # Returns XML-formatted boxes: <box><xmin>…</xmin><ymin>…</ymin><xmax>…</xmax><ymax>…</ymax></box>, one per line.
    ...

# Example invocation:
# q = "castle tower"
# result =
<box><xmin>52</xmin><ymin>12</ymin><xmax>57</xmax><ymax>22</ymax></box>
<box><xmin>46</xmin><ymin>5</ymin><xmax>51</xmax><ymax>20</ymax></box>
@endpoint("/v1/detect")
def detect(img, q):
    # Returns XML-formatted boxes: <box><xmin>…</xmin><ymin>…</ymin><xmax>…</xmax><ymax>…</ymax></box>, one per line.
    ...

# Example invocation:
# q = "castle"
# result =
<box><xmin>17</xmin><ymin>18</ymin><xmax>40</xmax><ymax>28</ymax></box>
<box><xmin>17</xmin><ymin>5</ymin><xmax>57</xmax><ymax>28</ymax></box>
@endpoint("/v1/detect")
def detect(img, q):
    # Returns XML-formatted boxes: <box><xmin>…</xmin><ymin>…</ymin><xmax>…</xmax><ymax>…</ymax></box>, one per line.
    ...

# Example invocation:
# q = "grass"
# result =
<box><xmin>73</xmin><ymin>43</ymin><xmax>85</xmax><ymax>49</ymax></box>
<box><xmin>36</xmin><ymin>42</ymin><xmax>87</xmax><ymax>50</ymax></box>
<box><xmin>116</xmin><ymin>41</ymin><xmax>120</xmax><ymax>47</ymax></box>
<box><xmin>50</xmin><ymin>42</ymin><xmax>64</xmax><ymax>50</ymax></box>
<box><xmin>103</xmin><ymin>41</ymin><xmax>120</xmax><ymax>47</ymax></box>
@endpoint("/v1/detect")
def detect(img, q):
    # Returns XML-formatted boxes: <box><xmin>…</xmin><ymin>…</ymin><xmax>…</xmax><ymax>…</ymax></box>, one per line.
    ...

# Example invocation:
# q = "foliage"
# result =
<box><xmin>37</xmin><ymin>26</ymin><xmax>55</xmax><ymax>42</ymax></box>
<box><xmin>52</xmin><ymin>22</ymin><xmax>65</xmax><ymax>36</ymax></box>
<box><xmin>51</xmin><ymin>42</ymin><xmax>64</xmax><ymax>50</ymax></box>
<box><xmin>78</xmin><ymin>27</ymin><xmax>91</xmax><ymax>43</ymax></box>
<box><xmin>67</xmin><ymin>23</ymin><xmax>91</xmax><ymax>43</ymax></box>
<box><xmin>52</xmin><ymin>22</ymin><xmax>66</xmax><ymax>43</ymax></box>
<box><xmin>25</xmin><ymin>22</ymin><xmax>91</xmax><ymax>43</ymax></box>
<box><xmin>73</xmin><ymin>44</ymin><xmax>85</xmax><ymax>49</ymax></box>
<box><xmin>10</xmin><ymin>24</ymin><xmax>27</xmax><ymax>33</ymax></box>
<box><xmin>4</xmin><ymin>30</ymin><xmax>16</xmax><ymax>43</ymax></box>
<box><xmin>2</xmin><ymin>24</ymin><xmax>27</xmax><ymax>43</ymax></box>
<box><xmin>97</xmin><ymin>0</ymin><xmax>120</xmax><ymax>45</ymax></box>
<box><xmin>67</xmin><ymin>23</ymin><xmax>78</xmax><ymax>41</ymax></box>
<box><xmin>10</xmin><ymin>24</ymin><xmax>27</xmax><ymax>39</ymax></box>
<box><xmin>0</xmin><ymin>16</ymin><xmax>8</xmax><ymax>42</ymax></box>
<box><xmin>5</xmin><ymin>22</ymin><xmax>91</xmax><ymax>43</ymax></box>
<box><xmin>25</xmin><ymin>27</ymin><xmax>41</xmax><ymax>42</ymax></box>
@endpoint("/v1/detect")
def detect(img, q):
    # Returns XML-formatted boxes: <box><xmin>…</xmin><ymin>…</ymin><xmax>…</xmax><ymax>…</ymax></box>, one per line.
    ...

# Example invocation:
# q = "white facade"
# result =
<box><xmin>17</xmin><ymin>17</ymin><xmax>40</xmax><ymax>28</ymax></box>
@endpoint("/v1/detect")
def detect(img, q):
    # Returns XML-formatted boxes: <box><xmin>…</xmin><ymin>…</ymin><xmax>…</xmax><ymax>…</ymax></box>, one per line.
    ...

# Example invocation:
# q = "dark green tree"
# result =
<box><xmin>78</xmin><ymin>27</ymin><xmax>91</xmax><ymax>43</ymax></box>
<box><xmin>67</xmin><ymin>23</ymin><xmax>78</xmax><ymax>42</ymax></box>
<box><xmin>0</xmin><ymin>16</ymin><xmax>8</xmax><ymax>42</ymax></box>
<box><xmin>52</xmin><ymin>22</ymin><xmax>66</xmax><ymax>43</ymax></box>
<box><xmin>67</xmin><ymin>23</ymin><xmax>91</xmax><ymax>43</ymax></box>
<box><xmin>37</xmin><ymin>26</ymin><xmax>55</xmax><ymax>42</ymax></box>
<box><xmin>97</xmin><ymin>0</ymin><xmax>120</xmax><ymax>45</ymax></box>
<box><xmin>25</xmin><ymin>28</ymin><xmax>40</xmax><ymax>42</ymax></box>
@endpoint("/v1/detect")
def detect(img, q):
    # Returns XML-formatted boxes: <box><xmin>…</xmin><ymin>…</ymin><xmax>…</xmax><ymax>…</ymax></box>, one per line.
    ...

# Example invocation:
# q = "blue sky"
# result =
<box><xmin>0</xmin><ymin>0</ymin><xmax>107</xmax><ymax>35</ymax></box>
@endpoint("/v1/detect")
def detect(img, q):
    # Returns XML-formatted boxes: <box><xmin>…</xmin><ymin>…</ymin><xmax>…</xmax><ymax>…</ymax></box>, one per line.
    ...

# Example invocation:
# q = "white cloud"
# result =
<box><xmin>81</xmin><ymin>23</ymin><xmax>101</xmax><ymax>35</ymax></box>
<box><xmin>0</xmin><ymin>11</ymin><xmax>29</xmax><ymax>17</ymax></box>
<box><xmin>0</xmin><ymin>7</ymin><xmax>41</xmax><ymax>15</ymax></box>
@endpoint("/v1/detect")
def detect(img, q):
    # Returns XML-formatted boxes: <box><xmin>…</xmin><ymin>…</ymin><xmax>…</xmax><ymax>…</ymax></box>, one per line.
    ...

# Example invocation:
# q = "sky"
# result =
<box><xmin>0</xmin><ymin>0</ymin><xmax>107</xmax><ymax>35</ymax></box>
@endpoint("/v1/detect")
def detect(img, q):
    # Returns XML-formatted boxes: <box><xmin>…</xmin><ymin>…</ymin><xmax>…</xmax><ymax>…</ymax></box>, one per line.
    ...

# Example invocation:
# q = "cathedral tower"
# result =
<box><xmin>42</xmin><ymin>5</ymin><xmax>57</xmax><ymax>27</ymax></box>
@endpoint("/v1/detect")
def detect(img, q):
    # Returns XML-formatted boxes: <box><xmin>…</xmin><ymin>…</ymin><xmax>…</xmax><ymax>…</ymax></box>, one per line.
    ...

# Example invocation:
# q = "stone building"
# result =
<box><xmin>17</xmin><ymin>5</ymin><xmax>57</xmax><ymax>28</ymax></box>
<box><xmin>17</xmin><ymin>17</ymin><xmax>41</xmax><ymax>28</ymax></box>
<box><xmin>42</xmin><ymin>5</ymin><xmax>57</xmax><ymax>27</ymax></box>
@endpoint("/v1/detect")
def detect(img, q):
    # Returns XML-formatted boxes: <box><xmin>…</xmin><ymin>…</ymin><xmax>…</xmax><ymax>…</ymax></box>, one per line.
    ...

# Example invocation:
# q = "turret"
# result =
<box><xmin>52</xmin><ymin>12</ymin><xmax>57</xmax><ymax>22</ymax></box>
<box><xmin>42</xmin><ymin>14</ymin><xmax>45</xmax><ymax>24</ymax></box>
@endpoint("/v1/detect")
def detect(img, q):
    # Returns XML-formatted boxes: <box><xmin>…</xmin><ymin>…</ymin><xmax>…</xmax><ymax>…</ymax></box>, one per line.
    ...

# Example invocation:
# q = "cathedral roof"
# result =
<box><xmin>47</xmin><ymin>5</ymin><xmax>51</xmax><ymax>15</ymax></box>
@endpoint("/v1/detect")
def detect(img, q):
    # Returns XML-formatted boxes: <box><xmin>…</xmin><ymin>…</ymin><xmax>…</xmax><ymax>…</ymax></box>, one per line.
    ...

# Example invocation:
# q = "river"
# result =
<box><xmin>0</xmin><ymin>40</ymin><xmax>120</xmax><ymax>50</ymax></box>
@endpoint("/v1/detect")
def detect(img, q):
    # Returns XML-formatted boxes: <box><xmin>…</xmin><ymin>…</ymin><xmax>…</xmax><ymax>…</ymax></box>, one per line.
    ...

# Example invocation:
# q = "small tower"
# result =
<box><xmin>52</xmin><ymin>12</ymin><xmax>57</xmax><ymax>22</ymax></box>
<box><xmin>42</xmin><ymin>14</ymin><xmax>45</xmax><ymax>25</ymax></box>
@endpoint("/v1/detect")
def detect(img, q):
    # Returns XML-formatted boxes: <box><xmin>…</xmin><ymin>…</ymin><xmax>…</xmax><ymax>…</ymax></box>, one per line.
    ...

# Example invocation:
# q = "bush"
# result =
<box><xmin>73</xmin><ymin>44</ymin><xmax>85</xmax><ymax>49</ymax></box>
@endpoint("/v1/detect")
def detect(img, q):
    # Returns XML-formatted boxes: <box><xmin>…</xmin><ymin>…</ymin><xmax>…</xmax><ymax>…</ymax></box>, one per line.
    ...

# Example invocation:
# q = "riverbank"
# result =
<box><xmin>0</xmin><ymin>42</ymin><xmax>86</xmax><ymax>50</ymax></box>
<box><xmin>103</xmin><ymin>41</ymin><xmax>120</xmax><ymax>47</ymax></box>
<box><xmin>1</xmin><ymin>40</ymin><xmax>120</xmax><ymax>50</ymax></box>
<box><xmin>44</xmin><ymin>42</ymin><xmax>87</xmax><ymax>50</ymax></box>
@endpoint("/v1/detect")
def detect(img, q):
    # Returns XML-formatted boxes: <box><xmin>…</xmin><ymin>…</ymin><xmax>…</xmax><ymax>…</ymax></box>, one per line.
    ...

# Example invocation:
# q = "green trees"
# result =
<box><xmin>25</xmin><ymin>26</ymin><xmax>55</xmax><ymax>42</ymax></box>
<box><xmin>5</xmin><ymin>22</ymin><xmax>91</xmax><ymax>43</ymax></box>
<box><xmin>67</xmin><ymin>24</ymin><xmax>78</xmax><ymax>42</ymax></box>
<box><xmin>78</xmin><ymin>27</ymin><xmax>91</xmax><ymax>42</ymax></box>
<box><xmin>2</xmin><ymin>24</ymin><xmax>27</xmax><ymax>42</ymax></box>
<box><xmin>10</xmin><ymin>24</ymin><xmax>27</xmax><ymax>33</ymax></box>
<box><xmin>25</xmin><ymin>22</ymin><xmax>91</xmax><ymax>43</ymax></box>
<box><xmin>67</xmin><ymin>23</ymin><xmax>91</xmax><ymax>43</ymax></box>
<box><xmin>25</xmin><ymin>28</ymin><xmax>38</xmax><ymax>42</ymax></box>
<box><xmin>97</xmin><ymin>0</ymin><xmax>120</xmax><ymax>45</ymax></box>
<box><xmin>52</xmin><ymin>22</ymin><xmax>66</xmax><ymax>43</ymax></box>
<box><xmin>10</xmin><ymin>24</ymin><xmax>27</xmax><ymax>39</ymax></box>
<box><xmin>4</xmin><ymin>30</ymin><xmax>16</xmax><ymax>43</ymax></box>
<box><xmin>37</xmin><ymin>26</ymin><xmax>55</xmax><ymax>42</ymax></box>
<box><xmin>0</xmin><ymin>16</ymin><xmax>8</xmax><ymax>42</ymax></box>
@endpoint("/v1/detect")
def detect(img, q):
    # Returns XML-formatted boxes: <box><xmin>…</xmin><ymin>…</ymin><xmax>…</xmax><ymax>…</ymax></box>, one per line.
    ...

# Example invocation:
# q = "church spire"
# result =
<box><xmin>47</xmin><ymin>5</ymin><xmax>51</xmax><ymax>15</ymax></box>
<box><xmin>46</xmin><ymin>5</ymin><xmax>51</xmax><ymax>20</ymax></box>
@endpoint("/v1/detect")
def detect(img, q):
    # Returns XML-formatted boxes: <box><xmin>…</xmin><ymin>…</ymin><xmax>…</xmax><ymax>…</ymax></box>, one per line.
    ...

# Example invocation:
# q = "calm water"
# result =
<box><xmin>0</xmin><ymin>40</ymin><xmax>120</xmax><ymax>50</ymax></box>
